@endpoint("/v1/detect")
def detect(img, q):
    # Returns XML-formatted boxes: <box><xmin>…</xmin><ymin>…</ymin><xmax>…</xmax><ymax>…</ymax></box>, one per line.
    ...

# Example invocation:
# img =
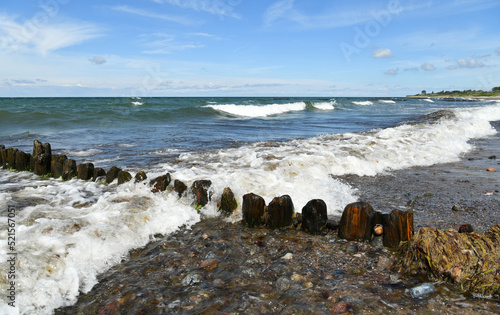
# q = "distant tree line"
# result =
<box><xmin>415</xmin><ymin>87</ymin><xmax>500</xmax><ymax>97</ymax></box>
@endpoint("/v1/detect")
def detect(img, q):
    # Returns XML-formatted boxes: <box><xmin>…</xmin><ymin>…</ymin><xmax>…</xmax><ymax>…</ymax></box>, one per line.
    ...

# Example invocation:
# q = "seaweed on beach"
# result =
<box><xmin>395</xmin><ymin>224</ymin><xmax>500</xmax><ymax>296</ymax></box>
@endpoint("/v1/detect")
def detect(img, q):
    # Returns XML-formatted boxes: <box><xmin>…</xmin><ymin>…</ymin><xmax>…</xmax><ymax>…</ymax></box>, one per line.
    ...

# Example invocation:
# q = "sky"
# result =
<box><xmin>0</xmin><ymin>0</ymin><xmax>499</xmax><ymax>97</ymax></box>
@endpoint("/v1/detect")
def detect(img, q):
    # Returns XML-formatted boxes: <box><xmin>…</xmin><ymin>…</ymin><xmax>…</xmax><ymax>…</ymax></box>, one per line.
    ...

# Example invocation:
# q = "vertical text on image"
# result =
<box><xmin>6</xmin><ymin>205</ymin><xmax>17</xmax><ymax>308</ymax></box>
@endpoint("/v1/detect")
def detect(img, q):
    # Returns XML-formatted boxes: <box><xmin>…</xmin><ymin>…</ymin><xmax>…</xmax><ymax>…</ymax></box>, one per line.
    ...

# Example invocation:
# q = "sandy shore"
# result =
<box><xmin>56</xmin><ymin>128</ymin><xmax>500</xmax><ymax>314</ymax></box>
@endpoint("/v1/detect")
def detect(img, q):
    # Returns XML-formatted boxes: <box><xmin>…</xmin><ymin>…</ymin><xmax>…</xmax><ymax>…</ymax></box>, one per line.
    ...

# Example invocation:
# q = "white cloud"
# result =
<box><xmin>156</xmin><ymin>0</ymin><xmax>242</xmax><ymax>19</ymax></box>
<box><xmin>89</xmin><ymin>56</ymin><xmax>106</xmax><ymax>65</ymax></box>
<box><xmin>264</xmin><ymin>0</ymin><xmax>297</xmax><ymax>26</ymax></box>
<box><xmin>384</xmin><ymin>67</ymin><xmax>399</xmax><ymax>75</ymax></box>
<box><xmin>0</xmin><ymin>13</ymin><xmax>101</xmax><ymax>55</ymax></box>
<box><xmin>263</xmin><ymin>1</ymin><xmax>403</xmax><ymax>29</ymax></box>
<box><xmin>372</xmin><ymin>48</ymin><xmax>393</xmax><ymax>58</ymax></box>
<box><xmin>421</xmin><ymin>63</ymin><xmax>436</xmax><ymax>71</ymax></box>
<box><xmin>140</xmin><ymin>33</ymin><xmax>204</xmax><ymax>54</ymax></box>
<box><xmin>496</xmin><ymin>48</ymin><xmax>500</xmax><ymax>55</ymax></box>
<box><xmin>111</xmin><ymin>5</ymin><xmax>195</xmax><ymax>25</ymax></box>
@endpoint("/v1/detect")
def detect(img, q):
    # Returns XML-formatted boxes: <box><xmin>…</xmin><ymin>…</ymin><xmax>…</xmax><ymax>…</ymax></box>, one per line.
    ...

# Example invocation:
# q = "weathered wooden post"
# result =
<box><xmin>242</xmin><ymin>193</ymin><xmax>265</xmax><ymax>227</ymax></box>
<box><xmin>265</xmin><ymin>195</ymin><xmax>294</xmax><ymax>228</ymax></box>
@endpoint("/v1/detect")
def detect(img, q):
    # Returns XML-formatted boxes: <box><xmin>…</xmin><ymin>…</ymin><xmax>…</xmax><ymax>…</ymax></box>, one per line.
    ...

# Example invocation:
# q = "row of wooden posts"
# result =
<box><xmin>1</xmin><ymin>140</ymin><xmax>414</xmax><ymax>248</ymax></box>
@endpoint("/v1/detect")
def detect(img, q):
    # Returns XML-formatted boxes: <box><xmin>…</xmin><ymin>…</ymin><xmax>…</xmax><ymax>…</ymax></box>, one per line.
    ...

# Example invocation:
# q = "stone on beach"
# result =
<box><xmin>242</xmin><ymin>193</ymin><xmax>266</xmax><ymax>227</ymax></box>
<box><xmin>77</xmin><ymin>163</ymin><xmax>95</xmax><ymax>181</ymax></box>
<box><xmin>458</xmin><ymin>223</ymin><xmax>474</xmax><ymax>233</ymax></box>
<box><xmin>32</xmin><ymin>140</ymin><xmax>52</xmax><ymax>176</ymax></box>
<box><xmin>487</xmin><ymin>167</ymin><xmax>496</xmax><ymax>172</ymax></box>
<box><xmin>51</xmin><ymin>155</ymin><xmax>68</xmax><ymax>178</ymax></box>
<box><xmin>301</xmin><ymin>199</ymin><xmax>328</xmax><ymax>235</ymax></box>
<box><xmin>218</xmin><ymin>187</ymin><xmax>238</xmax><ymax>217</ymax></box>
<box><xmin>150</xmin><ymin>173</ymin><xmax>171</xmax><ymax>192</ymax></box>
<box><xmin>265</xmin><ymin>195</ymin><xmax>294</xmax><ymax>228</ymax></box>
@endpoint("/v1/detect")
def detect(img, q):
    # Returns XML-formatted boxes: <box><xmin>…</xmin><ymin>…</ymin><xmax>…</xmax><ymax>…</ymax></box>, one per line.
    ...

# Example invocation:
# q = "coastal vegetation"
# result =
<box><xmin>408</xmin><ymin>86</ymin><xmax>500</xmax><ymax>98</ymax></box>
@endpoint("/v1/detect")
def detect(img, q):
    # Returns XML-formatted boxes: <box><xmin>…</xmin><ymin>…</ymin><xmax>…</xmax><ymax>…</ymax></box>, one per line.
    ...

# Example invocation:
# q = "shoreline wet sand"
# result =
<box><xmin>57</xmin><ymin>130</ymin><xmax>500</xmax><ymax>314</ymax></box>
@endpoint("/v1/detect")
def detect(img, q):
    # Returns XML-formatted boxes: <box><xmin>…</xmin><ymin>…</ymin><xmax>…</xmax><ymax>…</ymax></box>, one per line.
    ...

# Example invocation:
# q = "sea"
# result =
<box><xmin>1</xmin><ymin>96</ymin><xmax>500</xmax><ymax>314</ymax></box>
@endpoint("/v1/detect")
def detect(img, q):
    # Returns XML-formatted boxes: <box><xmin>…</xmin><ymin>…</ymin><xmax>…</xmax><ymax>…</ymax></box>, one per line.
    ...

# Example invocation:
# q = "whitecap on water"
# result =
<box><xmin>204</xmin><ymin>102</ymin><xmax>306</xmax><ymax>118</ymax></box>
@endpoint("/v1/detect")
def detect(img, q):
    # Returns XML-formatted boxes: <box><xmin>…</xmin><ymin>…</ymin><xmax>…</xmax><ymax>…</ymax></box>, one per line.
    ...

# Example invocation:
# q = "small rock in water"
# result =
<box><xmin>409</xmin><ymin>283</ymin><xmax>436</xmax><ymax>299</ymax></box>
<box><xmin>347</xmin><ymin>244</ymin><xmax>358</xmax><ymax>254</ymax></box>
<box><xmin>326</xmin><ymin>218</ymin><xmax>338</xmax><ymax>230</ymax></box>
<box><xmin>489</xmin><ymin>155</ymin><xmax>497</xmax><ymax>160</ymax></box>
<box><xmin>281</xmin><ymin>253</ymin><xmax>293</xmax><ymax>260</ymax></box>
<box><xmin>134</xmin><ymin>171</ymin><xmax>147</xmax><ymax>183</ymax></box>
<box><xmin>458</xmin><ymin>223</ymin><xmax>474</xmax><ymax>233</ymax></box>
<box><xmin>275</xmin><ymin>276</ymin><xmax>291</xmax><ymax>292</ymax></box>
<box><xmin>487</xmin><ymin>167</ymin><xmax>496</xmax><ymax>172</ymax></box>
<box><xmin>181</xmin><ymin>273</ymin><xmax>202</xmax><ymax>286</ymax></box>
<box><xmin>452</xmin><ymin>204</ymin><xmax>461</xmax><ymax>212</ymax></box>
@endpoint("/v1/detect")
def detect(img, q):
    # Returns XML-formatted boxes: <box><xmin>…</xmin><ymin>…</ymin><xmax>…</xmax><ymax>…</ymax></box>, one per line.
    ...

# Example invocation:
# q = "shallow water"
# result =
<box><xmin>1</xmin><ymin>97</ymin><xmax>500</xmax><ymax>314</ymax></box>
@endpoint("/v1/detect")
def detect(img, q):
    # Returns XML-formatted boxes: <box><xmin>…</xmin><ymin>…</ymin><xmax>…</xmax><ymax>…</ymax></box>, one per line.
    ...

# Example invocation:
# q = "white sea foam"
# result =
<box><xmin>2</xmin><ymin>102</ymin><xmax>500</xmax><ymax>314</ymax></box>
<box><xmin>379</xmin><ymin>100</ymin><xmax>396</xmax><ymax>104</ymax></box>
<box><xmin>352</xmin><ymin>101</ymin><xmax>374</xmax><ymax>106</ymax></box>
<box><xmin>312</xmin><ymin>101</ymin><xmax>335</xmax><ymax>110</ymax></box>
<box><xmin>423</xmin><ymin>98</ymin><xmax>434</xmax><ymax>103</ymax></box>
<box><xmin>205</xmin><ymin>102</ymin><xmax>306</xmax><ymax>118</ymax></box>
<box><xmin>62</xmin><ymin>148</ymin><xmax>103</xmax><ymax>157</ymax></box>
<box><xmin>131</xmin><ymin>101</ymin><xmax>144</xmax><ymax>106</ymax></box>
<box><xmin>0</xmin><ymin>174</ymin><xmax>200</xmax><ymax>315</ymax></box>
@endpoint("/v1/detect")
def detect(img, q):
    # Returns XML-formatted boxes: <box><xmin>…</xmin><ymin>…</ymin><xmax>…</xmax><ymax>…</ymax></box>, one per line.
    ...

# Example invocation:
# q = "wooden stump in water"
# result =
<box><xmin>338</xmin><ymin>202</ymin><xmax>413</xmax><ymax>248</ymax></box>
<box><xmin>382</xmin><ymin>209</ymin><xmax>414</xmax><ymax>248</ymax></box>
<box><xmin>266</xmin><ymin>195</ymin><xmax>294</xmax><ymax>228</ymax></box>
<box><xmin>242</xmin><ymin>193</ymin><xmax>265</xmax><ymax>227</ymax></box>
<box><xmin>218</xmin><ymin>187</ymin><xmax>238</xmax><ymax>217</ymax></box>
<box><xmin>190</xmin><ymin>180</ymin><xmax>212</xmax><ymax>208</ymax></box>
<box><xmin>338</xmin><ymin>202</ymin><xmax>380</xmax><ymax>241</ymax></box>
<box><xmin>15</xmin><ymin>150</ymin><xmax>30</xmax><ymax>172</ymax></box>
<box><xmin>301</xmin><ymin>199</ymin><xmax>328</xmax><ymax>235</ymax></box>
<box><xmin>32</xmin><ymin>140</ymin><xmax>51</xmax><ymax>176</ymax></box>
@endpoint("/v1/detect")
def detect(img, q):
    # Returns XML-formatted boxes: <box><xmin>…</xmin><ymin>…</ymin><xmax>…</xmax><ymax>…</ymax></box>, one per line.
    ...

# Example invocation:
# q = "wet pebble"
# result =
<box><xmin>181</xmin><ymin>273</ymin><xmax>201</xmax><ymax>286</ymax></box>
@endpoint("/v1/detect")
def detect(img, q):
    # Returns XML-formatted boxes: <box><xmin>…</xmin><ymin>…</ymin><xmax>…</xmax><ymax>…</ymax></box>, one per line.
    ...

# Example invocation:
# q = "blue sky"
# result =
<box><xmin>1</xmin><ymin>0</ymin><xmax>499</xmax><ymax>97</ymax></box>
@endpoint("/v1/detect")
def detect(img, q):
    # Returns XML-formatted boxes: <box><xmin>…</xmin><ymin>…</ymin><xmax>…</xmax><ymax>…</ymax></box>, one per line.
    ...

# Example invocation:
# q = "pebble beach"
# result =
<box><xmin>56</xmin><ymin>124</ymin><xmax>500</xmax><ymax>314</ymax></box>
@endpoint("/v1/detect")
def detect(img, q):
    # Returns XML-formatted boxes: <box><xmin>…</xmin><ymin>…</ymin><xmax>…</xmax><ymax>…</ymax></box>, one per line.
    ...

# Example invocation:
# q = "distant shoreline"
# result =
<box><xmin>407</xmin><ymin>95</ymin><xmax>500</xmax><ymax>100</ymax></box>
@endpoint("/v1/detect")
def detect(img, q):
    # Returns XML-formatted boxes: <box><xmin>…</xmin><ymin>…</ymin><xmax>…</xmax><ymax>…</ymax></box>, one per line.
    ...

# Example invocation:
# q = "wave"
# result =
<box><xmin>131</xmin><ymin>101</ymin><xmax>144</xmax><ymax>106</ymax></box>
<box><xmin>352</xmin><ymin>101</ymin><xmax>374</xmax><ymax>106</ymax></box>
<box><xmin>379</xmin><ymin>100</ymin><xmax>396</xmax><ymax>104</ymax></box>
<box><xmin>423</xmin><ymin>98</ymin><xmax>434</xmax><ymax>103</ymax></box>
<box><xmin>204</xmin><ymin>102</ymin><xmax>306</xmax><ymax>118</ymax></box>
<box><xmin>3</xmin><ymin>101</ymin><xmax>500</xmax><ymax>314</ymax></box>
<box><xmin>311</xmin><ymin>101</ymin><xmax>335</xmax><ymax>110</ymax></box>
<box><xmin>61</xmin><ymin>148</ymin><xmax>103</xmax><ymax>157</ymax></box>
